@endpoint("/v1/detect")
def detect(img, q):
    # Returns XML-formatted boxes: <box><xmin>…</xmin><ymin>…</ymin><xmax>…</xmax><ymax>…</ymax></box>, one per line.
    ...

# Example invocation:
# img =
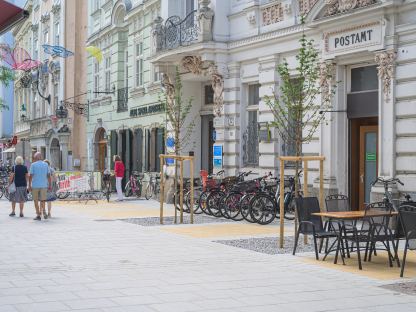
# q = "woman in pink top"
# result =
<box><xmin>114</xmin><ymin>155</ymin><xmax>125</xmax><ymax>201</ymax></box>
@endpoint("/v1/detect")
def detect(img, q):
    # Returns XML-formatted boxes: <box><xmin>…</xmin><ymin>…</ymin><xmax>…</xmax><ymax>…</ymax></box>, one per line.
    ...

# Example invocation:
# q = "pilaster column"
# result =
<box><xmin>117</xmin><ymin>130</ymin><xmax>123</xmax><ymax>158</ymax></box>
<box><xmin>258</xmin><ymin>55</ymin><xmax>279</xmax><ymax>176</ymax></box>
<box><xmin>59</xmin><ymin>133</ymin><xmax>70</xmax><ymax>171</ymax></box>
<box><xmin>375</xmin><ymin>50</ymin><xmax>397</xmax><ymax>178</ymax></box>
<box><xmin>318</xmin><ymin>61</ymin><xmax>338</xmax><ymax>193</ymax></box>
<box><xmin>214</xmin><ymin>62</ymin><xmax>240</xmax><ymax>176</ymax></box>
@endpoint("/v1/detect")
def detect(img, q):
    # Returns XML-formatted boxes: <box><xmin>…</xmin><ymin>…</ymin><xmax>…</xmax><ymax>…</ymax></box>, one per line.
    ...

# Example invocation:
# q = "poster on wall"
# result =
<box><xmin>213</xmin><ymin>145</ymin><xmax>223</xmax><ymax>169</ymax></box>
<box><xmin>165</xmin><ymin>136</ymin><xmax>175</xmax><ymax>166</ymax></box>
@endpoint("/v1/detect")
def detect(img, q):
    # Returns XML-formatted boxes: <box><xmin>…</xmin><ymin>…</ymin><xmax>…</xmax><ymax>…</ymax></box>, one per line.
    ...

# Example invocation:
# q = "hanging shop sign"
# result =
<box><xmin>130</xmin><ymin>104</ymin><xmax>164</xmax><ymax>117</ymax></box>
<box><xmin>323</xmin><ymin>21</ymin><xmax>384</xmax><ymax>58</ymax></box>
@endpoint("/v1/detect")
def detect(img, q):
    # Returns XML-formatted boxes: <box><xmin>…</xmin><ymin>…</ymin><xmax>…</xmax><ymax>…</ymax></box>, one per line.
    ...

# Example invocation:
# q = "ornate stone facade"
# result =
<box><xmin>208</xmin><ymin>64</ymin><xmax>224</xmax><ymax>117</ymax></box>
<box><xmin>181</xmin><ymin>56</ymin><xmax>204</xmax><ymax>75</ymax></box>
<box><xmin>375</xmin><ymin>50</ymin><xmax>396</xmax><ymax>102</ymax></box>
<box><xmin>298</xmin><ymin>0</ymin><xmax>319</xmax><ymax>16</ymax></box>
<box><xmin>325</xmin><ymin>0</ymin><xmax>376</xmax><ymax>16</ymax></box>
<box><xmin>319</xmin><ymin>61</ymin><xmax>336</xmax><ymax>104</ymax></box>
<box><xmin>262</xmin><ymin>3</ymin><xmax>283</xmax><ymax>26</ymax></box>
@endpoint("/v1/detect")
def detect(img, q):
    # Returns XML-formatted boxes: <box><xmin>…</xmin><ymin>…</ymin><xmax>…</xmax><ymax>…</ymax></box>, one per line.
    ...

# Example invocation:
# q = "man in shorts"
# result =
<box><xmin>29</xmin><ymin>152</ymin><xmax>51</xmax><ymax>220</ymax></box>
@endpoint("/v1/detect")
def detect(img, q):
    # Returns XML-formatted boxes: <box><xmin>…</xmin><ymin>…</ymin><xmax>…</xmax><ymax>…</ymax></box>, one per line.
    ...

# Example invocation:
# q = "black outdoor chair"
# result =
<box><xmin>293</xmin><ymin>197</ymin><xmax>340</xmax><ymax>260</ymax></box>
<box><xmin>343</xmin><ymin>202</ymin><xmax>394</xmax><ymax>270</ymax></box>
<box><xmin>399</xmin><ymin>208</ymin><xmax>416</xmax><ymax>277</ymax></box>
<box><xmin>393</xmin><ymin>204</ymin><xmax>416</xmax><ymax>266</ymax></box>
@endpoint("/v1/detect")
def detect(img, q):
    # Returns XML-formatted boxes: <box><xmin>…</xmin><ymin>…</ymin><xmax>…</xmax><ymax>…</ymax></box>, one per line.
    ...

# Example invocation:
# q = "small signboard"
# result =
<box><xmin>366</xmin><ymin>153</ymin><xmax>377</xmax><ymax>161</ymax></box>
<box><xmin>213</xmin><ymin>145</ymin><xmax>223</xmax><ymax>169</ymax></box>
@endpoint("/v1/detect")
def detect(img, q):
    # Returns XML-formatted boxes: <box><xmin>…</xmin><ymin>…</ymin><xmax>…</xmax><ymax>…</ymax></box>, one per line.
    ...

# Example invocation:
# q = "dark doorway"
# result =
<box><xmin>201</xmin><ymin>114</ymin><xmax>214</xmax><ymax>174</ymax></box>
<box><xmin>348</xmin><ymin>65</ymin><xmax>379</xmax><ymax>210</ymax></box>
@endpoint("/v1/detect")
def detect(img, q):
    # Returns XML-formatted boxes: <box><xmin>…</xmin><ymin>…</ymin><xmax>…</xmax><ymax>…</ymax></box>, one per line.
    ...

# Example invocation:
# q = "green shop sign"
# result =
<box><xmin>366</xmin><ymin>153</ymin><xmax>377</xmax><ymax>161</ymax></box>
<box><xmin>130</xmin><ymin>104</ymin><xmax>163</xmax><ymax>117</ymax></box>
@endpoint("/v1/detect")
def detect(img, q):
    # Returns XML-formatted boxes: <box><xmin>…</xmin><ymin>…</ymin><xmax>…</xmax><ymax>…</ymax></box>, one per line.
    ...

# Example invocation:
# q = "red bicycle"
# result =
<box><xmin>124</xmin><ymin>172</ymin><xmax>144</xmax><ymax>198</ymax></box>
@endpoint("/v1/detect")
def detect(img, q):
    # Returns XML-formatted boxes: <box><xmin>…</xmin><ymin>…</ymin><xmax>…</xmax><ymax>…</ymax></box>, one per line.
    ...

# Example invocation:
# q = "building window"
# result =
<box><xmin>204</xmin><ymin>85</ymin><xmax>214</xmax><ymax>105</ymax></box>
<box><xmin>243</xmin><ymin>83</ymin><xmax>260</xmax><ymax>167</ymax></box>
<box><xmin>135</xmin><ymin>42</ymin><xmax>143</xmax><ymax>87</ymax></box>
<box><xmin>43</xmin><ymin>28</ymin><xmax>49</xmax><ymax>45</ymax></box>
<box><xmin>350</xmin><ymin>65</ymin><xmax>378</xmax><ymax>92</ymax></box>
<box><xmin>54</xmin><ymin>21</ymin><xmax>60</xmax><ymax>45</ymax></box>
<box><xmin>93</xmin><ymin>61</ymin><xmax>99</xmax><ymax>98</ymax></box>
<box><xmin>53</xmin><ymin>82</ymin><xmax>59</xmax><ymax>109</ymax></box>
<box><xmin>105</xmin><ymin>56</ymin><xmax>111</xmax><ymax>91</ymax></box>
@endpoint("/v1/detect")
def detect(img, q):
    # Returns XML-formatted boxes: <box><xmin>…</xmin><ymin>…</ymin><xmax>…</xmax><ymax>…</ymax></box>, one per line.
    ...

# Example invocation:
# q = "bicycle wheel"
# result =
<box><xmin>145</xmin><ymin>184</ymin><xmax>153</xmax><ymax>200</ymax></box>
<box><xmin>206</xmin><ymin>190</ymin><xmax>225</xmax><ymax>217</ymax></box>
<box><xmin>224</xmin><ymin>192</ymin><xmax>244</xmax><ymax>221</ymax></box>
<box><xmin>174</xmin><ymin>190</ymin><xmax>190</xmax><ymax>213</ymax></box>
<box><xmin>4</xmin><ymin>187</ymin><xmax>10</xmax><ymax>200</ymax></box>
<box><xmin>0</xmin><ymin>186</ymin><xmax>3</xmax><ymax>199</ymax></box>
<box><xmin>124</xmin><ymin>182</ymin><xmax>132</xmax><ymax>197</ymax></box>
<box><xmin>199</xmin><ymin>191</ymin><xmax>211</xmax><ymax>215</ymax></box>
<box><xmin>240</xmin><ymin>194</ymin><xmax>255</xmax><ymax>223</ymax></box>
<box><xmin>284</xmin><ymin>193</ymin><xmax>297</xmax><ymax>221</ymax></box>
<box><xmin>105</xmin><ymin>187</ymin><xmax>110</xmax><ymax>202</ymax></box>
<box><xmin>57</xmin><ymin>191</ymin><xmax>69</xmax><ymax>199</ymax></box>
<box><xmin>250</xmin><ymin>194</ymin><xmax>276</xmax><ymax>225</ymax></box>
<box><xmin>185</xmin><ymin>188</ymin><xmax>203</xmax><ymax>214</ymax></box>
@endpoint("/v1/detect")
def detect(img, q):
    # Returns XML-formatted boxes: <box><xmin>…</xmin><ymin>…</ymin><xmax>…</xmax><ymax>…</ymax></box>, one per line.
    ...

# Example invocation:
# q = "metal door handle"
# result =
<box><xmin>360</xmin><ymin>174</ymin><xmax>364</xmax><ymax>184</ymax></box>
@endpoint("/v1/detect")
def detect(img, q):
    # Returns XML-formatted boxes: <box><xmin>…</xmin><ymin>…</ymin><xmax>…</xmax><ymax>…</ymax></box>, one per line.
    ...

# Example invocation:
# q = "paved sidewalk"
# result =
<box><xmin>0</xmin><ymin>199</ymin><xmax>415</xmax><ymax>312</ymax></box>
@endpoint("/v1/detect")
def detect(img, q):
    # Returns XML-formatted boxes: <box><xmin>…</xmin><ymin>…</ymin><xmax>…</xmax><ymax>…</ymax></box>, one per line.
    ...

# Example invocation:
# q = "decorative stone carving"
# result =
<box><xmin>208</xmin><ymin>64</ymin><xmax>224</xmax><ymax>117</ymax></box>
<box><xmin>51</xmin><ymin>1</ymin><xmax>61</xmax><ymax>15</ymax></box>
<box><xmin>284</xmin><ymin>3</ymin><xmax>292</xmax><ymax>15</ymax></box>
<box><xmin>319</xmin><ymin>61</ymin><xmax>335</xmax><ymax>104</ymax></box>
<box><xmin>375</xmin><ymin>50</ymin><xmax>396</xmax><ymax>102</ymax></box>
<box><xmin>262</xmin><ymin>3</ymin><xmax>283</xmax><ymax>26</ymax></box>
<box><xmin>198</xmin><ymin>0</ymin><xmax>214</xmax><ymax>42</ymax></box>
<box><xmin>246</xmin><ymin>11</ymin><xmax>256</xmax><ymax>25</ymax></box>
<box><xmin>152</xmin><ymin>16</ymin><xmax>164</xmax><ymax>52</ymax></box>
<box><xmin>49</xmin><ymin>61</ymin><xmax>60</xmax><ymax>84</ymax></box>
<box><xmin>298</xmin><ymin>0</ymin><xmax>319</xmax><ymax>16</ymax></box>
<box><xmin>40</xmin><ymin>12</ymin><xmax>50</xmax><ymax>23</ymax></box>
<box><xmin>31</xmin><ymin>23</ymin><xmax>39</xmax><ymax>32</ymax></box>
<box><xmin>181</xmin><ymin>56</ymin><xmax>203</xmax><ymax>75</ymax></box>
<box><xmin>325</xmin><ymin>0</ymin><xmax>376</xmax><ymax>16</ymax></box>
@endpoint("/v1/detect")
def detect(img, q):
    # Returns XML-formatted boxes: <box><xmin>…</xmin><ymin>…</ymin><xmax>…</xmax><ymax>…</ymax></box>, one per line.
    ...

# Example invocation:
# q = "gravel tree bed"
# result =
<box><xmin>120</xmin><ymin>215</ymin><xmax>232</xmax><ymax>226</ymax></box>
<box><xmin>380</xmin><ymin>282</ymin><xmax>416</xmax><ymax>295</ymax></box>
<box><xmin>214</xmin><ymin>236</ymin><xmax>316</xmax><ymax>255</ymax></box>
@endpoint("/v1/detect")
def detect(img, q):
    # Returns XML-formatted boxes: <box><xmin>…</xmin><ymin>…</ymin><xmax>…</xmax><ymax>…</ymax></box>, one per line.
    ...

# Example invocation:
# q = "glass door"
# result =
<box><xmin>359</xmin><ymin>125</ymin><xmax>378</xmax><ymax>210</ymax></box>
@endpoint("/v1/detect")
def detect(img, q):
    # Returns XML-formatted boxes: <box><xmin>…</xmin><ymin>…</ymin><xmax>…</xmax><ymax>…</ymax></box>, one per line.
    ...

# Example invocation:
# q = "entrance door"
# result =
<box><xmin>359</xmin><ymin>126</ymin><xmax>378</xmax><ymax>210</ymax></box>
<box><xmin>201</xmin><ymin>115</ymin><xmax>214</xmax><ymax>173</ymax></box>
<box><xmin>98</xmin><ymin>142</ymin><xmax>106</xmax><ymax>171</ymax></box>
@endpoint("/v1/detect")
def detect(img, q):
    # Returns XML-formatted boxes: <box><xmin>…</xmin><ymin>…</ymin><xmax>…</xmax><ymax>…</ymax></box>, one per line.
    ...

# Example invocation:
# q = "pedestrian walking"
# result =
<box><xmin>44</xmin><ymin>159</ymin><xmax>57</xmax><ymax>218</ymax></box>
<box><xmin>8</xmin><ymin>156</ymin><xmax>29</xmax><ymax>217</ymax></box>
<box><xmin>28</xmin><ymin>152</ymin><xmax>51</xmax><ymax>221</ymax></box>
<box><xmin>114</xmin><ymin>155</ymin><xmax>125</xmax><ymax>201</ymax></box>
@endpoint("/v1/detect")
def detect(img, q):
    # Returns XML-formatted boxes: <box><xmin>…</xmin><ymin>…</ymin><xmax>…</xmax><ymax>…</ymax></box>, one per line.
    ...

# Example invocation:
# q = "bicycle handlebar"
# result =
<box><xmin>371</xmin><ymin>177</ymin><xmax>404</xmax><ymax>186</ymax></box>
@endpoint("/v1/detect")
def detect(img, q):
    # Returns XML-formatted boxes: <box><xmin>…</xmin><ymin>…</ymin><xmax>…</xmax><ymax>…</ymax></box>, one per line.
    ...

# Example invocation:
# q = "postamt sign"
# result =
<box><xmin>323</xmin><ymin>21</ymin><xmax>384</xmax><ymax>58</ymax></box>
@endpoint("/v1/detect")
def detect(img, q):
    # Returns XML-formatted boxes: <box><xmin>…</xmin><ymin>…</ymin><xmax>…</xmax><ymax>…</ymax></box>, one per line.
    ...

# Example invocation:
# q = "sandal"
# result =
<box><xmin>9</xmin><ymin>212</ymin><xmax>16</xmax><ymax>217</ymax></box>
<box><xmin>20</xmin><ymin>213</ymin><xmax>24</xmax><ymax>218</ymax></box>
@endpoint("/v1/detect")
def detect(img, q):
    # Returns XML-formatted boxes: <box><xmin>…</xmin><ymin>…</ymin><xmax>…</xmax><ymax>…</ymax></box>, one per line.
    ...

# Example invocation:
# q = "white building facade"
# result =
<box><xmin>152</xmin><ymin>0</ymin><xmax>416</xmax><ymax>209</ymax></box>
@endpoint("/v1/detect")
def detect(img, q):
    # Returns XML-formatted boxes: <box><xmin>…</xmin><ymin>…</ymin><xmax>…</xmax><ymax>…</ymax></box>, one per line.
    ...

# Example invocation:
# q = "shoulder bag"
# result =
<box><xmin>8</xmin><ymin>166</ymin><xmax>16</xmax><ymax>194</ymax></box>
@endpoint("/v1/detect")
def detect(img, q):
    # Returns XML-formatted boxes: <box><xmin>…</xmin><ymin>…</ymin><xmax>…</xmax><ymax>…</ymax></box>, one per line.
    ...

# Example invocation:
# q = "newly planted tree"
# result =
<box><xmin>265</xmin><ymin>32</ymin><xmax>336</xmax><ymax>195</ymax></box>
<box><xmin>160</xmin><ymin>66</ymin><xmax>196</xmax><ymax>203</ymax></box>
<box><xmin>0</xmin><ymin>64</ymin><xmax>14</xmax><ymax>110</ymax></box>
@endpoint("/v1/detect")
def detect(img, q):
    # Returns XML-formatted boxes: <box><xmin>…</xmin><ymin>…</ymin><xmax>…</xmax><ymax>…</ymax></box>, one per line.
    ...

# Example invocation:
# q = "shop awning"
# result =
<box><xmin>2</xmin><ymin>147</ymin><xmax>15</xmax><ymax>153</ymax></box>
<box><xmin>0</xmin><ymin>1</ymin><xmax>29</xmax><ymax>36</ymax></box>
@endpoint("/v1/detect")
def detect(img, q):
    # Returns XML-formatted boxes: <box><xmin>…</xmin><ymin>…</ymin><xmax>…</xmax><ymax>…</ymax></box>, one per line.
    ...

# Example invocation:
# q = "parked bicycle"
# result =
<box><xmin>249</xmin><ymin>171</ymin><xmax>303</xmax><ymax>224</ymax></box>
<box><xmin>145</xmin><ymin>173</ymin><xmax>160</xmax><ymax>200</ymax></box>
<box><xmin>124</xmin><ymin>171</ymin><xmax>144</xmax><ymax>198</ymax></box>
<box><xmin>371</xmin><ymin>177</ymin><xmax>413</xmax><ymax>210</ymax></box>
<box><xmin>102</xmin><ymin>170</ymin><xmax>112</xmax><ymax>202</ymax></box>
